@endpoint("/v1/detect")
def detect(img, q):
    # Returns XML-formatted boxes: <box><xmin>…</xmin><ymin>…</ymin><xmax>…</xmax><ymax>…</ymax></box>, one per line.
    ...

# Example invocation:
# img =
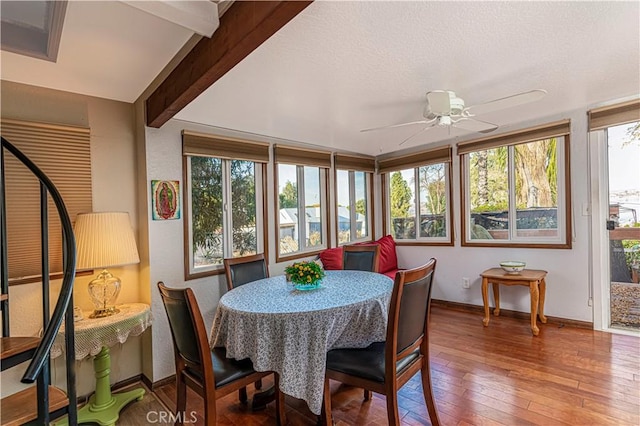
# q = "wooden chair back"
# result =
<box><xmin>342</xmin><ymin>244</ymin><xmax>380</xmax><ymax>272</ymax></box>
<box><xmin>386</xmin><ymin>258</ymin><xmax>437</xmax><ymax>382</ymax></box>
<box><xmin>223</xmin><ymin>253</ymin><xmax>268</xmax><ymax>291</ymax></box>
<box><xmin>157</xmin><ymin>282</ymin><xmax>213</xmax><ymax>387</ymax></box>
<box><xmin>157</xmin><ymin>281</ymin><xmax>286</xmax><ymax>425</ymax></box>
<box><xmin>322</xmin><ymin>258</ymin><xmax>440</xmax><ymax>426</ymax></box>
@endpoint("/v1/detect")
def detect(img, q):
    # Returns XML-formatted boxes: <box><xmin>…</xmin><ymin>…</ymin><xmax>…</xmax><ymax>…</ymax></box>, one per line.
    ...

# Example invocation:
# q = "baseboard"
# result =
<box><xmin>431</xmin><ymin>299</ymin><xmax>593</xmax><ymax>329</ymax></box>
<box><xmin>111</xmin><ymin>374</ymin><xmax>144</xmax><ymax>392</ymax></box>
<box><xmin>142</xmin><ymin>373</ymin><xmax>175</xmax><ymax>391</ymax></box>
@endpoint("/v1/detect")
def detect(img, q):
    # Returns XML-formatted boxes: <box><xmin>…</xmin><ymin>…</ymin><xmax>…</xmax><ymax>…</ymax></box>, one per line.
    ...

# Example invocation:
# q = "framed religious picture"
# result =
<box><xmin>151</xmin><ymin>180</ymin><xmax>180</xmax><ymax>220</ymax></box>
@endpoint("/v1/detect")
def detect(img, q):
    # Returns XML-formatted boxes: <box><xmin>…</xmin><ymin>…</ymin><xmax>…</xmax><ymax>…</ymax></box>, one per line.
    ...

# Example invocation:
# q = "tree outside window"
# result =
<box><xmin>187</xmin><ymin>156</ymin><xmax>262</xmax><ymax>276</ymax></box>
<box><xmin>388</xmin><ymin>164</ymin><xmax>450</xmax><ymax>242</ymax></box>
<box><xmin>466</xmin><ymin>138</ymin><xmax>564</xmax><ymax>242</ymax></box>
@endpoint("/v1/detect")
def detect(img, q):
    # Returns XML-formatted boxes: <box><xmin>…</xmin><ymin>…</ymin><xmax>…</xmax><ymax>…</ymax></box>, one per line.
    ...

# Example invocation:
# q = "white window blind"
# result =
<box><xmin>2</xmin><ymin>119</ymin><xmax>92</xmax><ymax>284</ymax></box>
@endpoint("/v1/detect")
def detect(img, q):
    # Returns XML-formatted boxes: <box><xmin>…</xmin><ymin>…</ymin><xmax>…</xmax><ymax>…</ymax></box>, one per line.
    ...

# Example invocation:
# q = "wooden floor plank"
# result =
<box><xmin>149</xmin><ymin>306</ymin><xmax>639</xmax><ymax>425</ymax></box>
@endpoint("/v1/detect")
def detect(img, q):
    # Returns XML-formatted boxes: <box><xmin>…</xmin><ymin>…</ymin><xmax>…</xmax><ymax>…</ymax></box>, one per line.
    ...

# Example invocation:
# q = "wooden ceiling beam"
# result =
<box><xmin>145</xmin><ymin>0</ymin><xmax>313</xmax><ymax>128</ymax></box>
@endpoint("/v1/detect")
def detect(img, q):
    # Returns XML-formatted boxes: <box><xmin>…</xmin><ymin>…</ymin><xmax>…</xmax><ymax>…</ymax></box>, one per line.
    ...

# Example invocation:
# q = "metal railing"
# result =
<box><xmin>1</xmin><ymin>136</ymin><xmax>77</xmax><ymax>424</ymax></box>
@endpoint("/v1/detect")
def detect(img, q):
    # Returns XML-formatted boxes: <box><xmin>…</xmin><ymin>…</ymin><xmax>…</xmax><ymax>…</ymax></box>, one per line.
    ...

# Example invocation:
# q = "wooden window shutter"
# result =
<box><xmin>273</xmin><ymin>145</ymin><xmax>331</xmax><ymax>168</ymax></box>
<box><xmin>334</xmin><ymin>153</ymin><xmax>375</xmax><ymax>172</ymax></box>
<box><xmin>588</xmin><ymin>99</ymin><xmax>640</xmax><ymax>131</ymax></box>
<box><xmin>182</xmin><ymin>130</ymin><xmax>270</xmax><ymax>163</ymax></box>
<box><xmin>378</xmin><ymin>146</ymin><xmax>452</xmax><ymax>174</ymax></box>
<box><xmin>456</xmin><ymin>120</ymin><xmax>571</xmax><ymax>155</ymax></box>
<box><xmin>2</xmin><ymin>119</ymin><xmax>92</xmax><ymax>284</ymax></box>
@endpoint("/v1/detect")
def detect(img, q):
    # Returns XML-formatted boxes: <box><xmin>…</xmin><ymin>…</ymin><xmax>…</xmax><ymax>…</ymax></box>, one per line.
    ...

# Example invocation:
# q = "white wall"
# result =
<box><xmin>1</xmin><ymin>81</ymin><xmax>141</xmax><ymax>397</ymax></box>
<box><xmin>143</xmin><ymin>120</ymin><xmax>227</xmax><ymax>382</ymax></box>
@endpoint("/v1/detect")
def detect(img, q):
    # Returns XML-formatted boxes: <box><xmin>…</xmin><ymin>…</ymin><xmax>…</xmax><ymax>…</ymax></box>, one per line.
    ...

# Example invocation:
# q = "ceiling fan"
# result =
<box><xmin>362</xmin><ymin>89</ymin><xmax>547</xmax><ymax>146</ymax></box>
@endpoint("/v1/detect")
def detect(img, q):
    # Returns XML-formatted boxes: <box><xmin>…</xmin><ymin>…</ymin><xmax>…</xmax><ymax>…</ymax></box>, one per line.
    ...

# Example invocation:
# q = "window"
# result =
<box><xmin>2</xmin><ymin>119</ymin><xmax>92</xmax><ymax>285</ymax></box>
<box><xmin>183</xmin><ymin>131</ymin><xmax>268</xmax><ymax>279</ymax></box>
<box><xmin>274</xmin><ymin>145</ymin><xmax>330</xmax><ymax>260</ymax></box>
<box><xmin>380</xmin><ymin>147</ymin><xmax>453</xmax><ymax>244</ymax></box>
<box><xmin>458</xmin><ymin>120</ymin><xmax>571</xmax><ymax>247</ymax></box>
<box><xmin>335</xmin><ymin>154</ymin><xmax>374</xmax><ymax>245</ymax></box>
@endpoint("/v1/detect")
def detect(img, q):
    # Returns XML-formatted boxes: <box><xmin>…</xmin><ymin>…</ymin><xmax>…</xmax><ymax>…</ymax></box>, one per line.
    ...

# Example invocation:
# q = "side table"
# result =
<box><xmin>52</xmin><ymin>303</ymin><xmax>152</xmax><ymax>426</ymax></box>
<box><xmin>480</xmin><ymin>268</ymin><xmax>547</xmax><ymax>336</ymax></box>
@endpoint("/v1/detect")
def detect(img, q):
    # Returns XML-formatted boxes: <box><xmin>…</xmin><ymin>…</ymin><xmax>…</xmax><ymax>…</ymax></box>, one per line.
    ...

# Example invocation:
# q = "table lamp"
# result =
<box><xmin>74</xmin><ymin>212</ymin><xmax>140</xmax><ymax>318</ymax></box>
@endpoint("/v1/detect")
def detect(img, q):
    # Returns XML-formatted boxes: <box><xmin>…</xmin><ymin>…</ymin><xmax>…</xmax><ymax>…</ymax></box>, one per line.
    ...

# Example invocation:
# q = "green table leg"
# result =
<box><xmin>54</xmin><ymin>346</ymin><xmax>145</xmax><ymax>426</ymax></box>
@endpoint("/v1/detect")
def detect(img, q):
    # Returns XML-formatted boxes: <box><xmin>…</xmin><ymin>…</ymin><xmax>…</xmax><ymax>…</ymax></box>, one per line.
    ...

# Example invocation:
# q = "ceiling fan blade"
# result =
<box><xmin>361</xmin><ymin>117</ymin><xmax>436</xmax><ymax>133</ymax></box>
<box><xmin>426</xmin><ymin>91</ymin><xmax>452</xmax><ymax>115</ymax></box>
<box><xmin>465</xmin><ymin>89</ymin><xmax>546</xmax><ymax>116</ymax></box>
<box><xmin>398</xmin><ymin>123</ymin><xmax>437</xmax><ymax>146</ymax></box>
<box><xmin>453</xmin><ymin>118</ymin><xmax>499</xmax><ymax>134</ymax></box>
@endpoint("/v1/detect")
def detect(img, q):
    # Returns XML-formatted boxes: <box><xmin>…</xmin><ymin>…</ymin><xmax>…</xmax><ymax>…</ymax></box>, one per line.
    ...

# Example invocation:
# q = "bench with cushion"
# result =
<box><xmin>319</xmin><ymin>235</ymin><xmax>401</xmax><ymax>279</ymax></box>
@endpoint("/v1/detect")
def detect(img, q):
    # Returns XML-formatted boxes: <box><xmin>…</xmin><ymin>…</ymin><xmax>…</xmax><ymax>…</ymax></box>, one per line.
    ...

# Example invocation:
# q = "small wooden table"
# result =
<box><xmin>480</xmin><ymin>268</ymin><xmax>548</xmax><ymax>336</ymax></box>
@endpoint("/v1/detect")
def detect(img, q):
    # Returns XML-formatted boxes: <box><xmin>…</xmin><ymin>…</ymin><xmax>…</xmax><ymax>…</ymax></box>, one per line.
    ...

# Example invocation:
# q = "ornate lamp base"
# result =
<box><xmin>89</xmin><ymin>307</ymin><xmax>120</xmax><ymax>319</ymax></box>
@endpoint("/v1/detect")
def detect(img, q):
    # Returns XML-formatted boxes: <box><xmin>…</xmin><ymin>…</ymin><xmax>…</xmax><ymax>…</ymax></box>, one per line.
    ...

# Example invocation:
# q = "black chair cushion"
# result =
<box><xmin>326</xmin><ymin>342</ymin><xmax>420</xmax><ymax>383</ymax></box>
<box><xmin>186</xmin><ymin>347</ymin><xmax>257</xmax><ymax>388</ymax></box>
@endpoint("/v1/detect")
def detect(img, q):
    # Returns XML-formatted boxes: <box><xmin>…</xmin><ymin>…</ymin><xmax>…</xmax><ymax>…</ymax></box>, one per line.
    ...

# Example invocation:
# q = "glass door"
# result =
<box><xmin>606</xmin><ymin>122</ymin><xmax>640</xmax><ymax>330</ymax></box>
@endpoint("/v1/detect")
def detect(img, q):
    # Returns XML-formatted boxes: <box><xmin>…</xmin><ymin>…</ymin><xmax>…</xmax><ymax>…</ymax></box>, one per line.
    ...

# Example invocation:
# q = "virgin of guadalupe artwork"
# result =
<box><xmin>151</xmin><ymin>180</ymin><xmax>180</xmax><ymax>220</ymax></box>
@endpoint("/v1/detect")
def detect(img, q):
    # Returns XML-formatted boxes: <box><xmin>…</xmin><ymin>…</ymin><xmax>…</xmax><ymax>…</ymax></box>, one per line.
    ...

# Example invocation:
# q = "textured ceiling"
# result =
<box><xmin>176</xmin><ymin>1</ymin><xmax>640</xmax><ymax>156</ymax></box>
<box><xmin>1</xmin><ymin>1</ymin><xmax>638</xmax><ymax>157</ymax></box>
<box><xmin>0</xmin><ymin>1</ymin><xmax>195</xmax><ymax>102</ymax></box>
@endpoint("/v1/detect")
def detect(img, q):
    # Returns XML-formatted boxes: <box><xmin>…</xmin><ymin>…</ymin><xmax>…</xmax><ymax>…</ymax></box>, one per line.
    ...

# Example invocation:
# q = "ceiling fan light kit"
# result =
<box><xmin>363</xmin><ymin>88</ymin><xmax>547</xmax><ymax>147</ymax></box>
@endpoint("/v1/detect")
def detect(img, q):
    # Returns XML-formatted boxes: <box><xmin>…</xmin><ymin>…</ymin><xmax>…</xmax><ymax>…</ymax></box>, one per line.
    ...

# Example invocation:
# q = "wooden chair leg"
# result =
<box><xmin>385</xmin><ymin>391</ymin><xmax>401</xmax><ymax>426</ymax></box>
<box><xmin>421</xmin><ymin>366</ymin><xmax>441</xmax><ymax>426</ymax></box>
<box><xmin>204</xmin><ymin>387</ymin><xmax>217</xmax><ymax>426</ymax></box>
<box><xmin>255</xmin><ymin>378</ymin><xmax>263</xmax><ymax>390</ymax></box>
<box><xmin>321</xmin><ymin>378</ymin><xmax>333</xmax><ymax>425</ymax></box>
<box><xmin>238</xmin><ymin>386</ymin><xmax>248</xmax><ymax>403</ymax></box>
<box><xmin>175</xmin><ymin>372</ymin><xmax>187</xmax><ymax>426</ymax></box>
<box><xmin>274</xmin><ymin>373</ymin><xmax>287</xmax><ymax>426</ymax></box>
<box><xmin>363</xmin><ymin>389</ymin><xmax>372</xmax><ymax>401</ymax></box>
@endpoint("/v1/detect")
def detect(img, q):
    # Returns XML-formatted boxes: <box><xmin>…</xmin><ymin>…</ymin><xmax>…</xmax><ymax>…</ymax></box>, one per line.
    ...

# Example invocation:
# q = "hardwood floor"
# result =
<box><xmin>147</xmin><ymin>306</ymin><xmax>639</xmax><ymax>425</ymax></box>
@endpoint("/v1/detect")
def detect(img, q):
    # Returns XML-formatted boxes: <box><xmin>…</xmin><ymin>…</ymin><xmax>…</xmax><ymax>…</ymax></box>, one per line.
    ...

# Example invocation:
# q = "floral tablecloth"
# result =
<box><xmin>209</xmin><ymin>270</ymin><xmax>393</xmax><ymax>415</ymax></box>
<box><xmin>51</xmin><ymin>303</ymin><xmax>152</xmax><ymax>360</ymax></box>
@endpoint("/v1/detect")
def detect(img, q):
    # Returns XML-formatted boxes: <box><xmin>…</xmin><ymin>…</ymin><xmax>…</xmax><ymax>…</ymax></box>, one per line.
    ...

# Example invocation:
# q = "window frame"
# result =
<box><xmin>334</xmin><ymin>153</ymin><xmax>375</xmax><ymax>246</ymax></box>
<box><xmin>182</xmin><ymin>131</ymin><xmax>268</xmax><ymax>280</ymax></box>
<box><xmin>335</xmin><ymin>170</ymin><xmax>373</xmax><ymax>245</ymax></box>
<box><xmin>274</xmin><ymin>145</ymin><xmax>330</xmax><ymax>262</ymax></box>
<box><xmin>458</xmin><ymin>120</ymin><xmax>572</xmax><ymax>248</ymax></box>
<box><xmin>380</xmin><ymin>147</ymin><xmax>454</xmax><ymax>246</ymax></box>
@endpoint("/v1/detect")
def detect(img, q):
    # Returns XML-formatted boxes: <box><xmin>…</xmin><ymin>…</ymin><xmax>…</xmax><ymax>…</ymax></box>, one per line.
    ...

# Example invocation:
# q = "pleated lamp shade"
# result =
<box><xmin>74</xmin><ymin>212</ymin><xmax>140</xmax><ymax>270</ymax></box>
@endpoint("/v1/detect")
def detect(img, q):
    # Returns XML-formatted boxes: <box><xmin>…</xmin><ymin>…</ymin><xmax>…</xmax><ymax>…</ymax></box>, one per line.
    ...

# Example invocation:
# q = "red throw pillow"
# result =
<box><xmin>376</xmin><ymin>235</ymin><xmax>398</xmax><ymax>274</ymax></box>
<box><xmin>319</xmin><ymin>247</ymin><xmax>343</xmax><ymax>270</ymax></box>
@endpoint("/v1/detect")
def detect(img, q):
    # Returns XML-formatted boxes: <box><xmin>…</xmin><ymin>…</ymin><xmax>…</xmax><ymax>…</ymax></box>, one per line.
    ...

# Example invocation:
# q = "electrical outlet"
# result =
<box><xmin>462</xmin><ymin>277</ymin><xmax>470</xmax><ymax>289</ymax></box>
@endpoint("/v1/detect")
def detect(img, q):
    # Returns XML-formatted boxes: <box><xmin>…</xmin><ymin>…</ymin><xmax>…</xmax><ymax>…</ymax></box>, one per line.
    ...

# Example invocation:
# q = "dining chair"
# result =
<box><xmin>223</xmin><ymin>253</ymin><xmax>269</xmax><ymax>291</ymax></box>
<box><xmin>223</xmin><ymin>253</ymin><xmax>268</xmax><ymax>392</ymax></box>
<box><xmin>342</xmin><ymin>244</ymin><xmax>380</xmax><ymax>272</ymax></box>
<box><xmin>321</xmin><ymin>259</ymin><xmax>441</xmax><ymax>426</ymax></box>
<box><xmin>157</xmin><ymin>282</ymin><xmax>286</xmax><ymax>426</ymax></box>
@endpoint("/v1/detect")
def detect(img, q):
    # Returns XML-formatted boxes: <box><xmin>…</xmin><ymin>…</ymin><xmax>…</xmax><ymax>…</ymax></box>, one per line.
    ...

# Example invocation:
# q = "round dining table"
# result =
<box><xmin>209</xmin><ymin>270</ymin><xmax>394</xmax><ymax>415</ymax></box>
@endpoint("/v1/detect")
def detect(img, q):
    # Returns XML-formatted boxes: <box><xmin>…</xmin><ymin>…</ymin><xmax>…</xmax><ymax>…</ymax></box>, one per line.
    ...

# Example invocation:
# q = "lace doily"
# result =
<box><xmin>51</xmin><ymin>303</ymin><xmax>152</xmax><ymax>360</ymax></box>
